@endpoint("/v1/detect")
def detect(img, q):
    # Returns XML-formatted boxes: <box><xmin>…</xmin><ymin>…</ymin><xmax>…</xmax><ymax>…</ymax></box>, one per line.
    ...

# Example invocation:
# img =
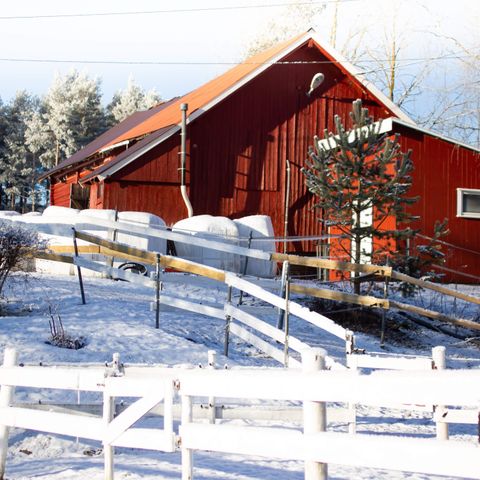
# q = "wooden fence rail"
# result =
<box><xmin>70</xmin><ymin>228</ymin><xmax>480</xmax><ymax>310</ymax></box>
<box><xmin>34</xmin><ymin>229</ymin><xmax>480</xmax><ymax>371</ymax></box>
<box><xmin>19</xmin><ymin>214</ymin><xmax>479</xmax><ymax>307</ymax></box>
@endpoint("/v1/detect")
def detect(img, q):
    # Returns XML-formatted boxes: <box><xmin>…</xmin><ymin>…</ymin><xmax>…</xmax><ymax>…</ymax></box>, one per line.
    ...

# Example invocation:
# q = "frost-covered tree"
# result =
<box><xmin>37</xmin><ymin>69</ymin><xmax>107</xmax><ymax>167</ymax></box>
<box><xmin>107</xmin><ymin>76</ymin><xmax>161</xmax><ymax>124</ymax></box>
<box><xmin>0</xmin><ymin>221</ymin><xmax>44</xmax><ymax>297</ymax></box>
<box><xmin>0</xmin><ymin>91</ymin><xmax>38</xmax><ymax>211</ymax></box>
<box><xmin>243</xmin><ymin>0</ymin><xmax>323</xmax><ymax>58</ymax></box>
<box><xmin>302</xmin><ymin>100</ymin><xmax>418</xmax><ymax>293</ymax></box>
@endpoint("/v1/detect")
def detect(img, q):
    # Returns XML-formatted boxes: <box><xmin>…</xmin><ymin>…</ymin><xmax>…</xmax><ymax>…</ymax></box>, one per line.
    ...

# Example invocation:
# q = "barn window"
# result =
<box><xmin>457</xmin><ymin>188</ymin><xmax>480</xmax><ymax>219</ymax></box>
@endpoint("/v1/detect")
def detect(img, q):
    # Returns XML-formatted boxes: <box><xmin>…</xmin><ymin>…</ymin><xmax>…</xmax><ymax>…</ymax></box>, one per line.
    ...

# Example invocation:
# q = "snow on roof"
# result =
<box><xmin>316</xmin><ymin>117</ymin><xmax>480</xmax><ymax>153</ymax></box>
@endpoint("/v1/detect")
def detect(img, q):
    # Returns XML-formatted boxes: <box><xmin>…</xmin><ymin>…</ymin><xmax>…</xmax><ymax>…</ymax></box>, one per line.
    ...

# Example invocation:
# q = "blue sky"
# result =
<box><xmin>0</xmin><ymin>0</ymin><xmax>478</xmax><ymax>104</ymax></box>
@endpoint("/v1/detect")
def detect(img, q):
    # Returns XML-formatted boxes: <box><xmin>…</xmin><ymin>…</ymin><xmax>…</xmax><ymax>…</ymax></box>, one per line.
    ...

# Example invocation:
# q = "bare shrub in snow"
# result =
<box><xmin>0</xmin><ymin>221</ymin><xmax>43</xmax><ymax>296</ymax></box>
<box><xmin>46</xmin><ymin>305</ymin><xmax>87</xmax><ymax>350</ymax></box>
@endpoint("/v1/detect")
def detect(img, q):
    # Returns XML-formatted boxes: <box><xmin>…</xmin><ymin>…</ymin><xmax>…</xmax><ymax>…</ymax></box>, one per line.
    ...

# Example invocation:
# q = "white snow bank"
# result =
<box><xmin>0</xmin><ymin>210</ymin><xmax>21</xmax><ymax>217</ymax></box>
<box><xmin>234</xmin><ymin>215</ymin><xmax>277</xmax><ymax>277</ymax></box>
<box><xmin>173</xmin><ymin>215</ymin><xmax>241</xmax><ymax>272</ymax></box>
<box><xmin>22</xmin><ymin>211</ymin><xmax>42</xmax><ymax>217</ymax></box>
<box><xmin>117</xmin><ymin>211</ymin><xmax>166</xmax><ymax>254</ymax></box>
<box><xmin>42</xmin><ymin>206</ymin><xmax>80</xmax><ymax>217</ymax></box>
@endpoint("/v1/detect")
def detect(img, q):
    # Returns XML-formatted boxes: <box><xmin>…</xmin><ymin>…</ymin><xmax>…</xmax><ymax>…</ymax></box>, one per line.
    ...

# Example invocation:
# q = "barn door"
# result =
<box><xmin>70</xmin><ymin>184</ymin><xmax>91</xmax><ymax>210</ymax></box>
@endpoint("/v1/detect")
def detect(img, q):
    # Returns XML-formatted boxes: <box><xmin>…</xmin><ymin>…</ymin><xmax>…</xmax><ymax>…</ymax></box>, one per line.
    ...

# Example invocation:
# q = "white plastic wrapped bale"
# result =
<box><xmin>37</xmin><ymin>206</ymin><xmax>80</xmax><ymax>240</ymax></box>
<box><xmin>76</xmin><ymin>209</ymin><xmax>117</xmax><ymax>239</ymax></box>
<box><xmin>43</xmin><ymin>206</ymin><xmax>80</xmax><ymax>217</ymax></box>
<box><xmin>173</xmin><ymin>215</ymin><xmax>241</xmax><ymax>272</ymax></box>
<box><xmin>234</xmin><ymin>215</ymin><xmax>277</xmax><ymax>278</ymax></box>
<box><xmin>117</xmin><ymin>211</ymin><xmax>167</xmax><ymax>254</ymax></box>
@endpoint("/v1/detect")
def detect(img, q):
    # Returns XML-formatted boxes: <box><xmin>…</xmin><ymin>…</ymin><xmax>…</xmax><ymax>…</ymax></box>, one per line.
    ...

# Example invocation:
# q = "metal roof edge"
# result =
<box><xmin>91</xmin><ymin>33</ymin><xmax>314</xmax><ymax>179</ymax></box>
<box><xmin>186</xmin><ymin>32</ymin><xmax>313</xmax><ymax>125</ymax></box>
<box><xmin>391</xmin><ymin>118</ymin><xmax>480</xmax><ymax>153</ymax></box>
<box><xmin>95</xmin><ymin>125</ymin><xmax>180</xmax><ymax>181</ymax></box>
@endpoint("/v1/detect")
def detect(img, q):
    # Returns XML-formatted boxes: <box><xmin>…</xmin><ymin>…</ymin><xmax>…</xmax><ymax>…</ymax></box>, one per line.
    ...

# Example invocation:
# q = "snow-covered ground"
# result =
<box><xmin>1</xmin><ymin>272</ymin><xmax>479</xmax><ymax>479</ymax></box>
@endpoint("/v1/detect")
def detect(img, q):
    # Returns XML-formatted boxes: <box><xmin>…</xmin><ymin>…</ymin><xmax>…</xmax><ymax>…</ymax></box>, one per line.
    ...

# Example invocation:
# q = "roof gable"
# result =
<box><xmin>49</xmin><ymin>30</ymin><xmax>418</xmax><ymax>182</ymax></box>
<box><xmin>104</xmin><ymin>31</ymin><xmax>414</xmax><ymax>150</ymax></box>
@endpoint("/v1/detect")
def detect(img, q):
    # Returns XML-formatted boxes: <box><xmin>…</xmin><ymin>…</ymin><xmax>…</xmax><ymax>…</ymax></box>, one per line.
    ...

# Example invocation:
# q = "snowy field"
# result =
<box><xmin>0</xmin><ymin>271</ymin><xmax>479</xmax><ymax>479</ymax></box>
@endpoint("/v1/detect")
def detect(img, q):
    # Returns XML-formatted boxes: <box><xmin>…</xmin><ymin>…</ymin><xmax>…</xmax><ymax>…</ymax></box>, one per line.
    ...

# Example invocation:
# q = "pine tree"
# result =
<box><xmin>35</xmin><ymin>69</ymin><xmax>107</xmax><ymax>168</ymax></box>
<box><xmin>0</xmin><ymin>91</ymin><xmax>38</xmax><ymax>211</ymax></box>
<box><xmin>0</xmin><ymin>98</ymin><xmax>7</xmax><ymax>208</ymax></box>
<box><xmin>107</xmin><ymin>76</ymin><xmax>161</xmax><ymax>125</ymax></box>
<box><xmin>302</xmin><ymin>99</ymin><xmax>418</xmax><ymax>294</ymax></box>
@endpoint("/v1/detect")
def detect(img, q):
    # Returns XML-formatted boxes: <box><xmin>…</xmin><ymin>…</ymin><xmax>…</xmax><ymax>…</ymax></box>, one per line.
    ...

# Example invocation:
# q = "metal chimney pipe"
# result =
<box><xmin>180</xmin><ymin>103</ymin><xmax>193</xmax><ymax>217</ymax></box>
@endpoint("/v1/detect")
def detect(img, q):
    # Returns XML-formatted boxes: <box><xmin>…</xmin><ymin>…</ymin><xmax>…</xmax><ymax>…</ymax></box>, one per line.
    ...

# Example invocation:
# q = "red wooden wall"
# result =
<box><xmin>103</xmin><ymin>42</ymin><xmax>395</xmax><ymax>253</ymax></box>
<box><xmin>396</xmin><ymin>125</ymin><xmax>480</xmax><ymax>280</ymax></box>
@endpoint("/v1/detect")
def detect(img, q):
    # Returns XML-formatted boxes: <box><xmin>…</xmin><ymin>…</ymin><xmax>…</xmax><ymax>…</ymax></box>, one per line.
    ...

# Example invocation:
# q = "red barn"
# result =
<box><xmin>43</xmin><ymin>31</ymin><xmax>480</xmax><ymax>281</ymax></box>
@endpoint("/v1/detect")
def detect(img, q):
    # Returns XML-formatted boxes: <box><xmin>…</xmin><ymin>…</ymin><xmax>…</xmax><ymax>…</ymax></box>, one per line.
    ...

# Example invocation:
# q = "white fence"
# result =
<box><xmin>1</xmin><ymin>348</ymin><xmax>479</xmax><ymax>480</ymax></box>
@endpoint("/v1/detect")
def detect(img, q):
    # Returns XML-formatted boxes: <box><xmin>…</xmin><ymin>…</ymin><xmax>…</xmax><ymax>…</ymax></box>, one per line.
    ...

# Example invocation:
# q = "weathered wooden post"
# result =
<box><xmin>207</xmin><ymin>350</ymin><xmax>217</xmax><ymax>424</ymax></box>
<box><xmin>155</xmin><ymin>253</ymin><xmax>162</xmax><ymax>329</ymax></box>
<box><xmin>432</xmin><ymin>346</ymin><xmax>449</xmax><ymax>440</ymax></box>
<box><xmin>0</xmin><ymin>348</ymin><xmax>18</xmax><ymax>480</ymax></box>
<box><xmin>380</xmin><ymin>260</ymin><xmax>390</xmax><ymax>346</ymax></box>
<box><xmin>181</xmin><ymin>394</ymin><xmax>193</xmax><ymax>480</ymax></box>
<box><xmin>302</xmin><ymin>348</ymin><xmax>327</xmax><ymax>480</ymax></box>
<box><xmin>277</xmin><ymin>260</ymin><xmax>289</xmax><ymax>330</ymax></box>
<box><xmin>283</xmin><ymin>271</ymin><xmax>291</xmax><ymax>367</ymax></box>
<box><xmin>238</xmin><ymin>231</ymin><xmax>253</xmax><ymax>306</ymax></box>
<box><xmin>105</xmin><ymin>210</ymin><xmax>118</xmax><ymax>278</ymax></box>
<box><xmin>72</xmin><ymin>227</ymin><xmax>86</xmax><ymax>305</ymax></box>
<box><xmin>224</xmin><ymin>286</ymin><xmax>233</xmax><ymax>356</ymax></box>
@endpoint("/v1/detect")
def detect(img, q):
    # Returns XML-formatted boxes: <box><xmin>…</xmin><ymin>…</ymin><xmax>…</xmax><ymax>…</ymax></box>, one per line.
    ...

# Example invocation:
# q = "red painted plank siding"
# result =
<box><xmin>105</xmin><ymin>43</ymin><xmax>393</xmax><ymax>252</ymax></box>
<box><xmin>396</xmin><ymin>125</ymin><xmax>480</xmax><ymax>280</ymax></box>
<box><xmin>50</xmin><ymin>182</ymin><xmax>71</xmax><ymax>207</ymax></box>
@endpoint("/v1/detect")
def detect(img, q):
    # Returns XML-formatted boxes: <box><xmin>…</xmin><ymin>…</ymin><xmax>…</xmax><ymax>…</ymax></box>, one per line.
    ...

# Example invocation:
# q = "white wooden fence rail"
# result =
<box><xmin>68</xmin><ymin>237</ymin><xmax>352</xmax><ymax>370</ymax></box>
<box><xmin>225</xmin><ymin>273</ymin><xmax>346</xmax><ymax>340</ymax></box>
<box><xmin>1</xmin><ymin>350</ymin><xmax>479</xmax><ymax>480</ymax></box>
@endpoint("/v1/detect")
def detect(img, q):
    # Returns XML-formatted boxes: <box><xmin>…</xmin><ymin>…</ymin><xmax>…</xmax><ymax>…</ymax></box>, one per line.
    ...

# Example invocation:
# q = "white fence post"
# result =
<box><xmin>302</xmin><ymin>348</ymin><xmax>328</xmax><ymax>480</ymax></box>
<box><xmin>181</xmin><ymin>394</ymin><xmax>193</xmax><ymax>480</ymax></box>
<box><xmin>345</xmin><ymin>331</ymin><xmax>356</xmax><ymax>434</ymax></box>
<box><xmin>207</xmin><ymin>350</ymin><xmax>217</xmax><ymax>424</ymax></box>
<box><xmin>103</xmin><ymin>392</ymin><xmax>115</xmax><ymax>480</ymax></box>
<box><xmin>0</xmin><ymin>348</ymin><xmax>18</xmax><ymax>480</ymax></box>
<box><xmin>432</xmin><ymin>346</ymin><xmax>448</xmax><ymax>440</ymax></box>
<box><xmin>103</xmin><ymin>353</ymin><xmax>120</xmax><ymax>480</ymax></box>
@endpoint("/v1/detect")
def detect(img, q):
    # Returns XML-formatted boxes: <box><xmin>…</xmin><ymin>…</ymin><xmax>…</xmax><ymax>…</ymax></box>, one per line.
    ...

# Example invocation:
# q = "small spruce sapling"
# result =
<box><xmin>302</xmin><ymin>99</ymin><xmax>418</xmax><ymax>294</ymax></box>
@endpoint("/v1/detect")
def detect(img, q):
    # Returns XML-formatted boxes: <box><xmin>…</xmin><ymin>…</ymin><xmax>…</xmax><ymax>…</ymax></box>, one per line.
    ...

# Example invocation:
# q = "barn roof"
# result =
<box><xmin>46</xmin><ymin>30</ymin><xmax>417</xmax><ymax>181</ymax></box>
<box><xmin>43</xmin><ymin>97</ymin><xmax>179</xmax><ymax>179</ymax></box>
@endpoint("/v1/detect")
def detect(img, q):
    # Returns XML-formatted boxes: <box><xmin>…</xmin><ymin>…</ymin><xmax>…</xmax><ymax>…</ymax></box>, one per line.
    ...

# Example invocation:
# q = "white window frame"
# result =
<box><xmin>457</xmin><ymin>188</ymin><xmax>480</xmax><ymax>219</ymax></box>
